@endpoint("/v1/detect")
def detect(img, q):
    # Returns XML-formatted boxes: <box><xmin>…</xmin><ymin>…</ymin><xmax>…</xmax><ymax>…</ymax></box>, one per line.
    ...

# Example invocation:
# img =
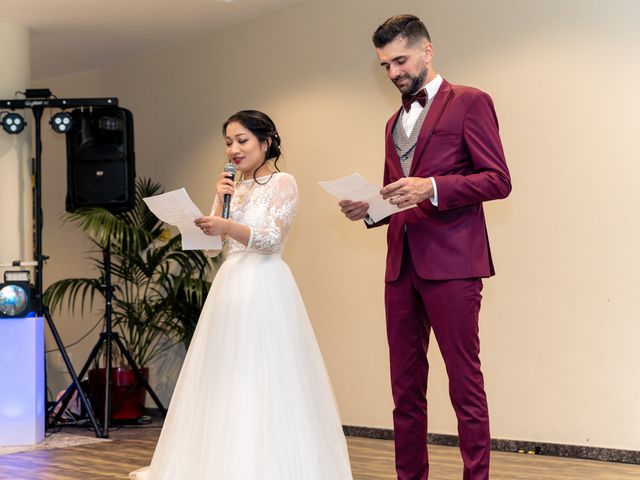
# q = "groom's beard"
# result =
<box><xmin>394</xmin><ymin>66</ymin><xmax>428</xmax><ymax>95</ymax></box>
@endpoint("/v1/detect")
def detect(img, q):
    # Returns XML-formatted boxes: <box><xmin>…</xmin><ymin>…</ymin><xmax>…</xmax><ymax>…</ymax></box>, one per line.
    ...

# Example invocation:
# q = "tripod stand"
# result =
<box><xmin>49</xmin><ymin>245</ymin><xmax>167</xmax><ymax>437</ymax></box>
<box><xmin>28</xmin><ymin>104</ymin><xmax>104</xmax><ymax>437</ymax></box>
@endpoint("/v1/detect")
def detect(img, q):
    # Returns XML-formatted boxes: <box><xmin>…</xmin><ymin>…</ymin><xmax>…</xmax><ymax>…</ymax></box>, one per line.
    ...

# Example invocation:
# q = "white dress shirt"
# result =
<box><xmin>401</xmin><ymin>74</ymin><xmax>443</xmax><ymax>206</ymax></box>
<box><xmin>401</xmin><ymin>74</ymin><xmax>443</xmax><ymax>136</ymax></box>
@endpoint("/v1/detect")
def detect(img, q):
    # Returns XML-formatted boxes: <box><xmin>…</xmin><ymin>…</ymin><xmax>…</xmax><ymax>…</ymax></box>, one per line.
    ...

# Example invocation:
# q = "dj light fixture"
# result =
<box><xmin>0</xmin><ymin>271</ymin><xmax>35</xmax><ymax>318</ymax></box>
<box><xmin>49</xmin><ymin>111</ymin><xmax>74</xmax><ymax>134</ymax></box>
<box><xmin>1</xmin><ymin>112</ymin><xmax>26</xmax><ymax>134</ymax></box>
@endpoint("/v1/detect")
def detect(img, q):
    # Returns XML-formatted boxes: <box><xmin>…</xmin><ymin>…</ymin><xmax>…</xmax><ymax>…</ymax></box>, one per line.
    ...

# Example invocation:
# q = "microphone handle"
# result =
<box><xmin>222</xmin><ymin>194</ymin><xmax>231</xmax><ymax>219</ymax></box>
<box><xmin>221</xmin><ymin>171</ymin><xmax>235</xmax><ymax>219</ymax></box>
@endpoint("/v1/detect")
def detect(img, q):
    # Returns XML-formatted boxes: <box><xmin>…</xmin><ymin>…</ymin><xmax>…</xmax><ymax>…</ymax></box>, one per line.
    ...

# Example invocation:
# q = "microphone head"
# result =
<box><xmin>223</xmin><ymin>163</ymin><xmax>237</xmax><ymax>177</ymax></box>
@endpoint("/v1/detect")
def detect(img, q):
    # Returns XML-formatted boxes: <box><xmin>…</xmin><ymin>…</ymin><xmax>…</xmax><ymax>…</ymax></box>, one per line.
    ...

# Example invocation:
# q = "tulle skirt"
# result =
<box><xmin>129</xmin><ymin>252</ymin><xmax>352</xmax><ymax>479</ymax></box>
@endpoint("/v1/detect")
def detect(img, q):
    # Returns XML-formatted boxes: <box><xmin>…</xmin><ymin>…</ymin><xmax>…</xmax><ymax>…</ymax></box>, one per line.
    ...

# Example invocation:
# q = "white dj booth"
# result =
<box><xmin>0</xmin><ymin>316</ymin><xmax>45</xmax><ymax>446</ymax></box>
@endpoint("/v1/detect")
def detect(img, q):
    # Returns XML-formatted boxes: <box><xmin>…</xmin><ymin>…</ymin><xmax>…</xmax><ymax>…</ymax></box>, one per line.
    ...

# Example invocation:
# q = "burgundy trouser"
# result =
<box><xmin>384</xmin><ymin>245</ymin><xmax>490</xmax><ymax>480</ymax></box>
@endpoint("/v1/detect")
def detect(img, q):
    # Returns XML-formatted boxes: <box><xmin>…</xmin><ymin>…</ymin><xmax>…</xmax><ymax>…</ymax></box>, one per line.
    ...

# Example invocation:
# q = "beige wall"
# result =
<box><xmin>0</xmin><ymin>24</ymin><xmax>32</xmax><ymax>277</ymax></box>
<box><xmin>35</xmin><ymin>0</ymin><xmax>640</xmax><ymax>450</ymax></box>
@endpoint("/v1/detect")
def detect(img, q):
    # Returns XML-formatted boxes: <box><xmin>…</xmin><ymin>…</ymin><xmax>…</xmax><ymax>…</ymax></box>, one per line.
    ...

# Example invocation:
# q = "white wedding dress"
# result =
<box><xmin>130</xmin><ymin>172</ymin><xmax>352</xmax><ymax>479</ymax></box>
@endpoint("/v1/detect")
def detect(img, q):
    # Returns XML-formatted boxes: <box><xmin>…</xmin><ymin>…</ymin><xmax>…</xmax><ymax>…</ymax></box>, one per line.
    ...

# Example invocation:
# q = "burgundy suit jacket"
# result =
<box><xmin>371</xmin><ymin>79</ymin><xmax>511</xmax><ymax>282</ymax></box>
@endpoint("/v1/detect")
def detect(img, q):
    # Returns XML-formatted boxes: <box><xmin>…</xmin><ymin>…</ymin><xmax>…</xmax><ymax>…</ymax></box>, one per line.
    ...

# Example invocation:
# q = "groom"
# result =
<box><xmin>339</xmin><ymin>15</ymin><xmax>511</xmax><ymax>480</ymax></box>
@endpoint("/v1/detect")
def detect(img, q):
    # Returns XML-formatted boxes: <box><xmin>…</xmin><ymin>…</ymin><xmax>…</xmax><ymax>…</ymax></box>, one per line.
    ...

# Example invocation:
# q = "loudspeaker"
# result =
<box><xmin>65</xmin><ymin>107</ymin><xmax>136</xmax><ymax>213</ymax></box>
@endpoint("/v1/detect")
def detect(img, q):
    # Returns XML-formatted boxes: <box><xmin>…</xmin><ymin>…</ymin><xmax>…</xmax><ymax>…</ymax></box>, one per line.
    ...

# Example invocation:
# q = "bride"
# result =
<box><xmin>129</xmin><ymin>110</ymin><xmax>353</xmax><ymax>479</ymax></box>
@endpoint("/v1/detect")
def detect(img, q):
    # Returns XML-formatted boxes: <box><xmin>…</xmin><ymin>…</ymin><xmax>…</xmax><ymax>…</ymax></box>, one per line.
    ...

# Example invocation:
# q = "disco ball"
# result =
<box><xmin>0</xmin><ymin>284</ymin><xmax>29</xmax><ymax>317</ymax></box>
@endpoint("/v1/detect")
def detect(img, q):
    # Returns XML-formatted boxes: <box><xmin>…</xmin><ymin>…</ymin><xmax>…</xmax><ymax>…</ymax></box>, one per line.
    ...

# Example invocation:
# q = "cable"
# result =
<box><xmin>45</xmin><ymin>318</ymin><xmax>103</xmax><ymax>353</ymax></box>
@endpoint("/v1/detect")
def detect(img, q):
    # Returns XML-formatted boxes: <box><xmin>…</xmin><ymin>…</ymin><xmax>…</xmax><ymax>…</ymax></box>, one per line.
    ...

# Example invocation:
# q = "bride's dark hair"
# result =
<box><xmin>223</xmin><ymin>110</ymin><xmax>282</xmax><ymax>184</ymax></box>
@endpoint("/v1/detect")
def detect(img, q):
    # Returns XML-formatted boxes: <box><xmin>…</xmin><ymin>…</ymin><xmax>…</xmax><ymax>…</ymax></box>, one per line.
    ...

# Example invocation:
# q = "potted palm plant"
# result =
<box><xmin>44</xmin><ymin>177</ymin><xmax>217</xmax><ymax>420</ymax></box>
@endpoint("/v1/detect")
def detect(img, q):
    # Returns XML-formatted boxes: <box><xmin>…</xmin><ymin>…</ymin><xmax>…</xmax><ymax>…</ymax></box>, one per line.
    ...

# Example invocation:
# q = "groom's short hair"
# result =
<box><xmin>372</xmin><ymin>14</ymin><xmax>431</xmax><ymax>48</ymax></box>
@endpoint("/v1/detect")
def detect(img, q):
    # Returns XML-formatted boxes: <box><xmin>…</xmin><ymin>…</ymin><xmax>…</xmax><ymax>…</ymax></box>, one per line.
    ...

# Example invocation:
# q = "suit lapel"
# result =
<box><xmin>409</xmin><ymin>79</ymin><xmax>453</xmax><ymax>176</ymax></box>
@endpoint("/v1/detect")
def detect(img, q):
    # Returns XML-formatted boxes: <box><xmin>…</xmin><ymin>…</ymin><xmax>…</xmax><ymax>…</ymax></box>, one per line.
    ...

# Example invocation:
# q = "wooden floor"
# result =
<box><xmin>0</xmin><ymin>423</ymin><xmax>638</xmax><ymax>480</ymax></box>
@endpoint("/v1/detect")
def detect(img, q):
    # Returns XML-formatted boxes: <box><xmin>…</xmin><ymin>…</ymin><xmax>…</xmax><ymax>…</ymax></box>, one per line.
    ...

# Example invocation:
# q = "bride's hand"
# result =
<box><xmin>195</xmin><ymin>216</ymin><xmax>231</xmax><ymax>236</ymax></box>
<box><xmin>217</xmin><ymin>170</ymin><xmax>235</xmax><ymax>206</ymax></box>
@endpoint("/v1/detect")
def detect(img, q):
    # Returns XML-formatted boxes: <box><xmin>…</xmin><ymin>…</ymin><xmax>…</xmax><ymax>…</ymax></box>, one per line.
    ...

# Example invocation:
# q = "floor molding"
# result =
<box><xmin>342</xmin><ymin>426</ymin><xmax>640</xmax><ymax>465</ymax></box>
<box><xmin>143</xmin><ymin>410</ymin><xmax>639</xmax><ymax>465</ymax></box>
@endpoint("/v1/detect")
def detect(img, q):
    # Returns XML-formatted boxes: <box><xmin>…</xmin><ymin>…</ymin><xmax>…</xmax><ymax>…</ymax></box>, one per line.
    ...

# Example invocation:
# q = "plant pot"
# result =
<box><xmin>87</xmin><ymin>367</ymin><xmax>148</xmax><ymax>422</ymax></box>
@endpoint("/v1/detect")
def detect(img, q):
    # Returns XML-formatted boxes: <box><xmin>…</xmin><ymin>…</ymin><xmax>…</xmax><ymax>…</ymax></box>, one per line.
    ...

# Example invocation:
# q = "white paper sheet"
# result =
<box><xmin>143</xmin><ymin>188</ymin><xmax>222</xmax><ymax>251</ymax></box>
<box><xmin>318</xmin><ymin>173</ymin><xmax>416</xmax><ymax>223</ymax></box>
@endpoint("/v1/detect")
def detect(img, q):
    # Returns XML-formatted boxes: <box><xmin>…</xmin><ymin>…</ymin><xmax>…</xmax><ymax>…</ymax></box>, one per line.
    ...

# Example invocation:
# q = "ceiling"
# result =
<box><xmin>1</xmin><ymin>0</ymin><xmax>302</xmax><ymax>81</ymax></box>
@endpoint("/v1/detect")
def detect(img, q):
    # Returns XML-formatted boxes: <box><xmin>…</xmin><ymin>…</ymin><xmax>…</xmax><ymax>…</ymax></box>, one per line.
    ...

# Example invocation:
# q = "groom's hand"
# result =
<box><xmin>381</xmin><ymin>177</ymin><xmax>434</xmax><ymax>208</ymax></box>
<box><xmin>339</xmin><ymin>200</ymin><xmax>369</xmax><ymax>221</ymax></box>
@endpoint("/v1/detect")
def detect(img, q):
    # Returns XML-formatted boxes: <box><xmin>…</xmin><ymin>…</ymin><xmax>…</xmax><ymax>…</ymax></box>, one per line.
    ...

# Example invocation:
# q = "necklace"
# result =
<box><xmin>236</xmin><ymin>180</ymin><xmax>257</xmax><ymax>203</ymax></box>
<box><xmin>236</xmin><ymin>170</ymin><xmax>276</xmax><ymax>203</ymax></box>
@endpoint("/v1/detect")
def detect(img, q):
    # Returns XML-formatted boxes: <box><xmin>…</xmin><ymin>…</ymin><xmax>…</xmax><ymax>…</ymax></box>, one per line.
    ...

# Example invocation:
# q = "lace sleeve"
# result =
<box><xmin>247</xmin><ymin>173</ymin><xmax>298</xmax><ymax>254</ymax></box>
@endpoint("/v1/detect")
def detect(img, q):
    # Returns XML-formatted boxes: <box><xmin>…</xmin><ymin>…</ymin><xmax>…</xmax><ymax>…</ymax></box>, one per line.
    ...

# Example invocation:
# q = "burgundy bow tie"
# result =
<box><xmin>401</xmin><ymin>89</ymin><xmax>427</xmax><ymax>112</ymax></box>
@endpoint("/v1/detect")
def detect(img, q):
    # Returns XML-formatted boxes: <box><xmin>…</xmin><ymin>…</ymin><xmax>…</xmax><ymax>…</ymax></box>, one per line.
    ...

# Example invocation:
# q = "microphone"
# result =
<box><xmin>222</xmin><ymin>163</ymin><xmax>237</xmax><ymax>219</ymax></box>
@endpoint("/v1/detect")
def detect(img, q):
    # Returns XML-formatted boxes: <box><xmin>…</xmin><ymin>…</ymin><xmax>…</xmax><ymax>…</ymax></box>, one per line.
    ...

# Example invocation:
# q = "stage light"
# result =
<box><xmin>0</xmin><ymin>271</ymin><xmax>35</xmax><ymax>318</ymax></box>
<box><xmin>50</xmin><ymin>112</ymin><xmax>74</xmax><ymax>134</ymax></box>
<box><xmin>1</xmin><ymin>112</ymin><xmax>26</xmax><ymax>134</ymax></box>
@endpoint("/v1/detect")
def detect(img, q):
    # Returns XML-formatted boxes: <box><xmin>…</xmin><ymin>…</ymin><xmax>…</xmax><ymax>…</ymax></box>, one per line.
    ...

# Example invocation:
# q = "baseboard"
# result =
<box><xmin>142</xmin><ymin>410</ymin><xmax>639</xmax><ymax>465</ymax></box>
<box><xmin>342</xmin><ymin>425</ymin><xmax>640</xmax><ymax>465</ymax></box>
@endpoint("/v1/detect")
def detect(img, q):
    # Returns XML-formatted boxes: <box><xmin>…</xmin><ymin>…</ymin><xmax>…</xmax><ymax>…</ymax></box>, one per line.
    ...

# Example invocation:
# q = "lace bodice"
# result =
<box><xmin>209</xmin><ymin>172</ymin><xmax>298</xmax><ymax>256</ymax></box>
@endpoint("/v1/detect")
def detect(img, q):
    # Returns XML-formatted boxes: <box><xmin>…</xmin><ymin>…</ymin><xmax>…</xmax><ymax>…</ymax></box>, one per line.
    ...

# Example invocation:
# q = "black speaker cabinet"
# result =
<box><xmin>65</xmin><ymin>107</ymin><xmax>136</xmax><ymax>213</ymax></box>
